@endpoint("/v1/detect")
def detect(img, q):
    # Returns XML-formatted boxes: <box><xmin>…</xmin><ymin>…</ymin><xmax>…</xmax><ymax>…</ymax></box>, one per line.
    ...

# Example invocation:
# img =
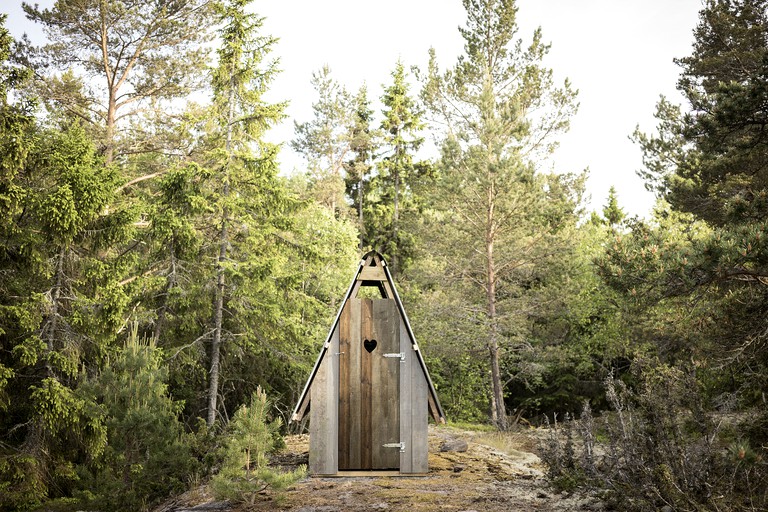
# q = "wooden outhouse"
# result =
<box><xmin>291</xmin><ymin>251</ymin><xmax>445</xmax><ymax>475</ymax></box>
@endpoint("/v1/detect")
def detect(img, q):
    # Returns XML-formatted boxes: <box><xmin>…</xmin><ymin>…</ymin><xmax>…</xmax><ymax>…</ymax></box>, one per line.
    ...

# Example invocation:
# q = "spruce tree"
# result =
<box><xmin>372</xmin><ymin>60</ymin><xmax>429</xmax><ymax>275</ymax></box>
<box><xmin>602</xmin><ymin>186</ymin><xmax>626</xmax><ymax>228</ymax></box>
<box><xmin>203</xmin><ymin>0</ymin><xmax>286</xmax><ymax>427</ymax></box>
<box><xmin>344</xmin><ymin>85</ymin><xmax>378</xmax><ymax>252</ymax></box>
<box><xmin>0</xmin><ymin>120</ymin><xmax>129</xmax><ymax>507</ymax></box>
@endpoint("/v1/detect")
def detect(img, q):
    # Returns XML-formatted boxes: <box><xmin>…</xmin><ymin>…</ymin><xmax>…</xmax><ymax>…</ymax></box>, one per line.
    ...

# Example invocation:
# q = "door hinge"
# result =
<box><xmin>383</xmin><ymin>442</ymin><xmax>405</xmax><ymax>453</ymax></box>
<box><xmin>383</xmin><ymin>352</ymin><xmax>405</xmax><ymax>362</ymax></box>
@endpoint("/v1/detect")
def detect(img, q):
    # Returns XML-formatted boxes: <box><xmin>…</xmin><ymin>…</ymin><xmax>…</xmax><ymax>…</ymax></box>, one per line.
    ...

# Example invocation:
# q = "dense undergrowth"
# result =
<box><xmin>540</xmin><ymin>364</ymin><xmax>768</xmax><ymax>512</ymax></box>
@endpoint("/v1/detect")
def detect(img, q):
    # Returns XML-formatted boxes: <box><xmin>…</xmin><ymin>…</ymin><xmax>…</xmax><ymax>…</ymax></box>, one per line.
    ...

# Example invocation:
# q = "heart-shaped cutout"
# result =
<box><xmin>363</xmin><ymin>339</ymin><xmax>377</xmax><ymax>353</ymax></box>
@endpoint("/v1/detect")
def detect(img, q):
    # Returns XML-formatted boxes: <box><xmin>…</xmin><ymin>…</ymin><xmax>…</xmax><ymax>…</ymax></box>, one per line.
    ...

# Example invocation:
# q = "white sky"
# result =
<box><xmin>3</xmin><ymin>0</ymin><xmax>703</xmax><ymax>217</ymax></box>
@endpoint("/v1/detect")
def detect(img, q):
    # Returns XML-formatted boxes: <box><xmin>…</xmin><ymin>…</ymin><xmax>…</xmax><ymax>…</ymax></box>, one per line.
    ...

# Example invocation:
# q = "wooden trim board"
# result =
<box><xmin>311</xmin><ymin>471</ymin><xmax>428</xmax><ymax>478</ymax></box>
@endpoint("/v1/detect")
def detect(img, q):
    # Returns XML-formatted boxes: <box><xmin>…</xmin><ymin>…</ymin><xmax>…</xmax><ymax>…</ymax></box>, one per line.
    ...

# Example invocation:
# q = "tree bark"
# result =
<box><xmin>153</xmin><ymin>244</ymin><xmax>177</xmax><ymax>342</ymax></box>
<box><xmin>99</xmin><ymin>2</ymin><xmax>116</xmax><ymax>165</ymax></box>
<box><xmin>358</xmin><ymin>165</ymin><xmax>364</xmax><ymax>252</ymax></box>
<box><xmin>207</xmin><ymin>214</ymin><xmax>227</xmax><ymax>427</ymax></box>
<box><xmin>486</xmin><ymin>181</ymin><xmax>508</xmax><ymax>431</ymax></box>
<box><xmin>207</xmin><ymin>74</ymin><xmax>236</xmax><ymax>427</ymax></box>
<box><xmin>46</xmin><ymin>246</ymin><xmax>66</xmax><ymax>355</ymax></box>
<box><xmin>486</xmin><ymin>245</ymin><xmax>507</xmax><ymax>430</ymax></box>
<box><xmin>392</xmin><ymin>163</ymin><xmax>400</xmax><ymax>275</ymax></box>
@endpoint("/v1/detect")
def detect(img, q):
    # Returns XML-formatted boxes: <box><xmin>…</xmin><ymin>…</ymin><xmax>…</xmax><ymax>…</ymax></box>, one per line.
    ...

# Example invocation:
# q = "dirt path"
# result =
<box><xmin>159</xmin><ymin>426</ymin><xmax>602</xmax><ymax>512</ymax></box>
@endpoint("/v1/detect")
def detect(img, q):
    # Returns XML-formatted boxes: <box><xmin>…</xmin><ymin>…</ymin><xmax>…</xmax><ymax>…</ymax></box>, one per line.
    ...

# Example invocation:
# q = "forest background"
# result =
<box><xmin>1</xmin><ymin>0</ymin><xmax>767</xmax><ymax>511</ymax></box>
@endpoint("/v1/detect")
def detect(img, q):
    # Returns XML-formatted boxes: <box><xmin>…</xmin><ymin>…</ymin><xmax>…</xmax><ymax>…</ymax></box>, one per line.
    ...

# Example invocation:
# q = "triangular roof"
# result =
<box><xmin>291</xmin><ymin>250</ymin><xmax>445</xmax><ymax>424</ymax></box>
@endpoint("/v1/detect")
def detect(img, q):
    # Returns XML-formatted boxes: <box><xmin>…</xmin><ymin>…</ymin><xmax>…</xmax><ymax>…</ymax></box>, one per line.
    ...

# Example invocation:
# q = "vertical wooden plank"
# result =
<box><xmin>309</xmin><ymin>370</ymin><xmax>324</xmax><ymax>474</ymax></box>
<box><xmin>337</xmin><ymin>302</ymin><xmax>350</xmax><ymax>470</ymax></box>
<box><xmin>371</xmin><ymin>299</ymin><xmax>384</xmax><ymax>469</ymax></box>
<box><xmin>348</xmin><ymin>298</ymin><xmax>362</xmax><ymax>470</ymax></box>
<box><xmin>370</xmin><ymin>299</ymin><xmax>380</xmax><ymax>469</ymax></box>
<box><xmin>387</xmin><ymin>301</ymin><xmax>401</xmax><ymax>470</ymax></box>
<box><xmin>411</xmin><ymin>346</ymin><xmax>429</xmax><ymax>473</ymax></box>
<box><xmin>309</xmin><ymin>327</ymin><xmax>339</xmax><ymax>475</ymax></box>
<box><xmin>360</xmin><ymin>298</ymin><xmax>373</xmax><ymax>470</ymax></box>
<box><xmin>399</xmin><ymin>320</ymin><xmax>413</xmax><ymax>473</ymax></box>
<box><xmin>330</xmin><ymin>327</ymin><xmax>339</xmax><ymax>473</ymax></box>
<box><xmin>371</xmin><ymin>299</ymin><xmax>400</xmax><ymax>470</ymax></box>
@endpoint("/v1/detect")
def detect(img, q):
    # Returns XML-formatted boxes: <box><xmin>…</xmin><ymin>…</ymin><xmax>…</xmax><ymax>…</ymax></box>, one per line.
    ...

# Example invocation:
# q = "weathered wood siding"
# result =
<box><xmin>371</xmin><ymin>299</ymin><xmax>400</xmax><ymax>470</ymax></box>
<box><xmin>338</xmin><ymin>298</ymin><xmax>361</xmax><ymax>469</ymax></box>
<box><xmin>399</xmin><ymin>320</ymin><xmax>429</xmax><ymax>473</ymax></box>
<box><xmin>338</xmin><ymin>298</ymin><xmax>400</xmax><ymax>470</ymax></box>
<box><xmin>309</xmin><ymin>327</ymin><xmax>339</xmax><ymax>475</ymax></box>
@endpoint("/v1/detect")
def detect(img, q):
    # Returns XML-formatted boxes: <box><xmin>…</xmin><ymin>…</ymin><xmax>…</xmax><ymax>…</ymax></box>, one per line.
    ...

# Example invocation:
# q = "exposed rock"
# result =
<box><xmin>440</xmin><ymin>437</ymin><xmax>469</xmax><ymax>452</ymax></box>
<box><xmin>153</xmin><ymin>425</ymin><xmax>603</xmax><ymax>512</ymax></box>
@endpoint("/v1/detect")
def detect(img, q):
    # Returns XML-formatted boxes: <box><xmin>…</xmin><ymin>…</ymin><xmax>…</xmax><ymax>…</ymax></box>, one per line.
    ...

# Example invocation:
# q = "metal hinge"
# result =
<box><xmin>383</xmin><ymin>352</ymin><xmax>405</xmax><ymax>362</ymax></box>
<box><xmin>383</xmin><ymin>442</ymin><xmax>405</xmax><ymax>453</ymax></box>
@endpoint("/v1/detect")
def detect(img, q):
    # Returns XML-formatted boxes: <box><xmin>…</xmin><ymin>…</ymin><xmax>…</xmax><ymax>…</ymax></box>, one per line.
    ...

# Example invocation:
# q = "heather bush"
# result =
<box><xmin>541</xmin><ymin>363</ymin><xmax>768</xmax><ymax>511</ymax></box>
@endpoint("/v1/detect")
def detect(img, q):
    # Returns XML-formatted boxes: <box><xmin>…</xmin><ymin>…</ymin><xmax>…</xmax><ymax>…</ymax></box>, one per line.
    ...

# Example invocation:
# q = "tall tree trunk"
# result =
<box><xmin>207</xmin><ymin>77</ymin><xmax>236</xmax><ymax>427</ymax></box>
<box><xmin>45</xmin><ymin>246</ymin><xmax>68</xmax><ymax>377</ymax></box>
<box><xmin>358</xmin><ymin>165</ymin><xmax>364</xmax><ymax>252</ymax></box>
<box><xmin>486</xmin><ymin>184</ymin><xmax>507</xmax><ymax>430</ymax></box>
<box><xmin>47</xmin><ymin>247</ymin><xmax>66</xmax><ymax>350</ymax></box>
<box><xmin>392</xmin><ymin>160</ymin><xmax>400</xmax><ymax>275</ymax></box>
<box><xmin>153</xmin><ymin>244</ymin><xmax>177</xmax><ymax>342</ymax></box>
<box><xmin>207</xmin><ymin>212</ymin><xmax>227</xmax><ymax>427</ymax></box>
<box><xmin>486</xmin><ymin>241</ymin><xmax>507</xmax><ymax>430</ymax></box>
<box><xmin>98</xmin><ymin>0</ymin><xmax>116</xmax><ymax>166</ymax></box>
<box><xmin>105</xmin><ymin>90</ymin><xmax>116</xmax><ymax>165</ymax></box>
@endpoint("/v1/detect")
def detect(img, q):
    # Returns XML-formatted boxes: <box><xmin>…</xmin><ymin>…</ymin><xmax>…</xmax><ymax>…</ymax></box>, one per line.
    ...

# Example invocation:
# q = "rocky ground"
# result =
<box><xmin>156</xmin><ymin>425</ymin><xmax>604</xmax><ymax>512</ymax></box>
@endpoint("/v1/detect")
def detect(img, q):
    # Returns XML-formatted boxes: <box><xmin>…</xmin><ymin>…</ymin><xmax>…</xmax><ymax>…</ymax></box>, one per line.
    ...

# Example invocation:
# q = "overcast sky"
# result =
<box><xmin>3</xmin><ymin>0</ymin><xmax>703</xmax><ymax>217</ymax></box>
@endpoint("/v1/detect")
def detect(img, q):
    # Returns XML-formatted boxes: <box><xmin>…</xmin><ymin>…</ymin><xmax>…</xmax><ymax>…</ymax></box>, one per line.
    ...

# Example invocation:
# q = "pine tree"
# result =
<box><xmin>629</xmin><ymin>0</ymin><xmax>768</xmax><ymax>416</ymax></box>
<box><xmin>82</xmin><ymin>325</ymin><xmax>193</xmax><ymax>511</ymax></box>
<box><xmin>210</xmin><ymin>387</ymin><xmax>306</xmax><ymax>505</ymax></box>
<box><xmin>21</xmin><ymin>0</ymin><xmax>214</xmax><ymax>166</ymax></box>
<box><xmin>292</xmin><ymin>66</ymin><xmax>353</xmax><ymax>216</ymax></box>
<box><xmin>421</xmin><ymin>0</ymin><xmax>579</xmax><ymax>429</ymax></box>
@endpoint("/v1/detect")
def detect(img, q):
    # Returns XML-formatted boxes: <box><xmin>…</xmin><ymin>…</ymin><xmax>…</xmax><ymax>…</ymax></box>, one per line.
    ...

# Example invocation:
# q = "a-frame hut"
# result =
<box><xmin>292</xmin><ymin>251</ymin><xmax>445</xmax><ymax>475</ymax></box>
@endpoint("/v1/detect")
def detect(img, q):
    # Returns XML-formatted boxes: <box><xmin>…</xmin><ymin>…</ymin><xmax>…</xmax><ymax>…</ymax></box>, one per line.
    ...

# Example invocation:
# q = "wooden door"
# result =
<box><xmin>338</xmin><ymin>298</ymin><xmax>400</xmax><ymax>470</ymax></box>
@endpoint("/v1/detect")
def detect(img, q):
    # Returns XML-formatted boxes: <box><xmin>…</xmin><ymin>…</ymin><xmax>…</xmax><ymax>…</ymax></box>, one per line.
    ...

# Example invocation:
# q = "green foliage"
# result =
<box><xmin>201</xmin><ymin>0</ymin><xmax>301</xmax><ymax>427</ymax></box>
<box><xmin>80</xmin><ymin>326</ymin><xmax>195</xmax><ymax>511</ymax></box>
<box><xmin>548</xmin><ymin>3</ymin><xmax>768</xmax><ymax>508</ymax></box>
<box><xmin>292</xmin><ymin>65</ymin><xmax>352</xmax><ymax>214</ymax></box>
<box><xmin>362</xmin><ymin>60</ymin><xmax>431</xmax><ymax>275</ymax></box>
<box><xmin>425</xmin><ymin>352</ymin><xmax>489</xmax><ymax>423</ymax></box>
<box><xmin>602</xmin><ymin>186</ymin><xmax>626</xmax><ymax>228</ymax></box>
<box><xmin>22</xmin><ymin>0</ymin><xmax>214</xmax><ymax>162</ymax></box>
<box><xmin>211</xmin><ymin>387</ymin><xmax>306</xmax><ymax>504</ymax></box>
<box><xmin>344</xmin><ymin>85</ymin><xmax>378</xmax><ymax>251</ymax></box>
<box><xmin>416</xmin><ymin>0</ymin><xmax>581</xmax><ymax>428</ymax></box>
<box><xmin>541</xmin><ymin>364</ymin><xmax>768</xmax><ymax>511</ymax></box>
<box><xmin>0</xmin><ymin>118</ymin><xmax>131</xmax><ymax>510</ymax></box>
<box><xmin>1</xmin><ymin>5</ymin><xmax>351</xmax><ymax>511</ymax></box>
<box><xmin>7</xmin><ymin>0</ymin><xmax>768</xmax><ymax>509</ymax></box>
<box><xmin>616</xmin><ymin>0</ymin><xmax>768</xmax><ymax>403</ymax></box>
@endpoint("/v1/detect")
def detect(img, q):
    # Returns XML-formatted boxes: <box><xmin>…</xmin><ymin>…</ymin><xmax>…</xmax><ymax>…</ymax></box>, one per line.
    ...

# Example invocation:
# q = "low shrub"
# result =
<box><xmin>540</xmin><ymin>363</ymin><xmax>768</xmax><ymax>511</ymax></box>
<box><xmin>210</xmin><ymin>387</ymin><xmax>306</xmax><ymax>505</ymax></box>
